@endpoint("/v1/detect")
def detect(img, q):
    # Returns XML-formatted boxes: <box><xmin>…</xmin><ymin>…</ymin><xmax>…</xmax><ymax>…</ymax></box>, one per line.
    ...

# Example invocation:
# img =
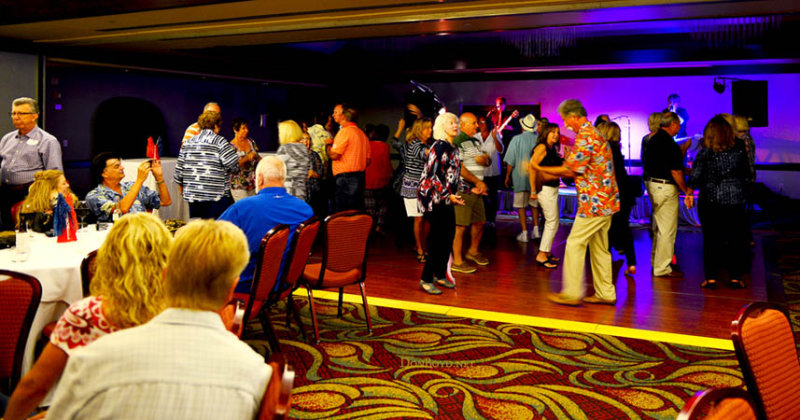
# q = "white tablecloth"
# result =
<box><xmin>0</xmin><ymin>228</ymin><xmax>109</xmax><ymax>376</ymax></box>
<box><xmin>122</xmin><ymin>157</ymin><xmax>190</xmax><ymax>221</ymax></box>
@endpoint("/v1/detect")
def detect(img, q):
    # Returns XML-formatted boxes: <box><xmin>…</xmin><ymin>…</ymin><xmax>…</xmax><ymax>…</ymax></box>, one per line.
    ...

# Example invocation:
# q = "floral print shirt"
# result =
<box><xmin>565</xmin><ymin>122</ymin><xmax>620</xmax><ymax>218</ymax></box>
<box><xmin>50</xmin><ymin>296</ymin><xmax>118</xmax><ymax>354</ymax></box>
<box><xmin>417</xmin><ymin>139</ymin><xmax>461</xmax><ymax>212</ymax></box>
<box><xmin>230</xmin><ymin>139</ymin><xmax>260</xmax><ymax>191</ymax></box>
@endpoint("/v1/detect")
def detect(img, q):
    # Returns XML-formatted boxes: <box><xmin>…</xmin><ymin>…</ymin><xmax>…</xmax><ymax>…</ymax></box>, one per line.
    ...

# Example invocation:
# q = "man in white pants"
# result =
<box><xmin>642</xmin><ymin>112</ymin><xmax>693</xmax><ymax>277</ymax></box>
<box><xmin>534</xmin><ymin>100</ymin><xmax>620</xmax><ymax>306</ymax></box>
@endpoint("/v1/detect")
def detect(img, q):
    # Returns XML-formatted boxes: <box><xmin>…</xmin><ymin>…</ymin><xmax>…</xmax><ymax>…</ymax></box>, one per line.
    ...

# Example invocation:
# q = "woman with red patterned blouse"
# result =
<box><xmin>417</xmin><ymin>112</ymin><xmax>466</xmax><ymax>295</ymax></box>
<box><xmin>4</xmin><ymin>213</ymin><xmax>172</xmax><ymax>419</ymax></box>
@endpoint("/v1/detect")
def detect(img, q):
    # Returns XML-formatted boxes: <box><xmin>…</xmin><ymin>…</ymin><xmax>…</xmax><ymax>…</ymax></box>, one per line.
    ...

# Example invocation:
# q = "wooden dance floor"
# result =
<box><xmin>329</xmin><ymin>216</ymin><xmax>775</xmax><ymax>342</ymax></box>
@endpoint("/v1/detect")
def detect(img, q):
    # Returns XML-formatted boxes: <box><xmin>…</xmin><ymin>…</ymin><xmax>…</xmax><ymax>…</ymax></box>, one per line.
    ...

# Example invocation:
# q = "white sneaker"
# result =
<box><xmin>516</xmin><ymin>232</ymin><xmax>528</xmax><ymax>242</ymax></box>
<box><xmin>531</xmin><ymin>226</ymin><xmax>541</xmax><ymax>239</ymax></box>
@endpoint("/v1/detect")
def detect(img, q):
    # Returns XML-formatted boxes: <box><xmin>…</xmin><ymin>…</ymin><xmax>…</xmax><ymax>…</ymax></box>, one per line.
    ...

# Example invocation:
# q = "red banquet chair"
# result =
<box><xmin>233</xmin><ymin>225</ymin><xmax>291</xmax><ymax>355</ymax></box>
<box><xmin>0</xmin><ymin>269</ymin><xmax>42</xmax><ymax>394</ymax></box>
<box><xmin>301</xmin><ymin>210</ymin><xmax>373</xmax><ymax>344</ymax></box>
<box><xmin>677</xmin><ymin>387</ymin><xmax>757</xmax><ymax>420</ymax></box>
<box><xmin>271</xmin><ymin>217</ymin><xmax>320</xmax><ymax>340</ymax></box>
<box><xmin>731</xmin><ymin>302</ymin><xmax>800</xmax><ymax>420</ymax></box>
<box><xmin>10</xmin><ymin>200</ymin><xmax>24</xmax><ymax>228</ymax></box>
<box><xmin>257</xmin><ymin>353</ymin><xmax>295</xmax><ymax>420</ymax></box>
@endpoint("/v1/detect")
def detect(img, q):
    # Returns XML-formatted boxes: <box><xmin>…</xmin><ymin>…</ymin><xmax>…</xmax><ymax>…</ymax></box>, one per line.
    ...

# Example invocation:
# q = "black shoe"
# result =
<box><xmin>700</xmin><ymin>279</ymin><xmax>716</xmax><ymax>289</ymax></box>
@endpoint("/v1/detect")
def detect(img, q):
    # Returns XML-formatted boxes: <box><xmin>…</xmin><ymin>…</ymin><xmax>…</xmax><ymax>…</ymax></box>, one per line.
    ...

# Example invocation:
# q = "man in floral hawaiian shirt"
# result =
<box><xmin>532</xmin><ymin>99</ymin><xmax>620</xmax><ymax>306</ymax></box>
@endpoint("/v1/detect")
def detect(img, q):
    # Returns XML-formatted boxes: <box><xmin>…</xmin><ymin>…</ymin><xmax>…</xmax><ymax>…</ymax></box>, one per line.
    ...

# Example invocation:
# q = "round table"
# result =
<box><xmin>0</xmin><ymin>227</ymin><xmax>110</xmax><ymax>376</ymax></box>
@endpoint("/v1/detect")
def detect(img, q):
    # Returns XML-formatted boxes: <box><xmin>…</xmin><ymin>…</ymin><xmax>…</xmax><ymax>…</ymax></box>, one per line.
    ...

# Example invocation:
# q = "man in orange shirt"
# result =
<box><xmin>327</xmin><ymin>103</ymin><xmax>371</xmax><ymax>212</ymax></box>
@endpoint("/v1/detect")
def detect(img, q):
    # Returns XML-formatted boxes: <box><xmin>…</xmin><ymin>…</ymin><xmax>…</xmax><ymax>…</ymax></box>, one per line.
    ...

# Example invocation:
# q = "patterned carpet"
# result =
<box><xmin>772</xmin><ymin>230</ymin><xmax>800</xmax><ymax>347</ymax></box>
<box><xmin>244</xmin><ymin>297</ymin><xmax>743</xmax><ymax>420</ymax></box>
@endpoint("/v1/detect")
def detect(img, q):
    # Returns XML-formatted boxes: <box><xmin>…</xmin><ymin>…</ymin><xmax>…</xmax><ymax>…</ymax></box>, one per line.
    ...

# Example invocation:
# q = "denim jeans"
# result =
<box><xmin>334</xmin><ymin>172</ymin><xmax>365</xmax><ymax>213</ymax></box>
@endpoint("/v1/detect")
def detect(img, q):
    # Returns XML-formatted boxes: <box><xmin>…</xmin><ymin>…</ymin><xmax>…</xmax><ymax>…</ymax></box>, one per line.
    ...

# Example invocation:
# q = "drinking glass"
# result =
<box><xmin>75</xmin><ymin>201</ymin><xmax>91</xmax><ymax>230</ymax></box>
<box><xmin>12</xmin><ymin>222</ymin><xmax>31</xmax><ymax>263</ymax></box>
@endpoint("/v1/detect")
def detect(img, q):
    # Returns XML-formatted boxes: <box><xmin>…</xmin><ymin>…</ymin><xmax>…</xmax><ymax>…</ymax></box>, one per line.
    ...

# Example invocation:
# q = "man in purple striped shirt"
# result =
<box><xmin>0</xmin><ymin>97</ymin><xmax>62</xmax><ymax>230</ymax></box>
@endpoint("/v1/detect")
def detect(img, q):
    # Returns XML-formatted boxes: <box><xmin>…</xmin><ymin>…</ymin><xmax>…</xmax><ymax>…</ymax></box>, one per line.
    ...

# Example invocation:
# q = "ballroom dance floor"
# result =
<box><xmin>319</xmin><ymin>215</ymin><xmax>777</xmax><ymax>349</ymax></box>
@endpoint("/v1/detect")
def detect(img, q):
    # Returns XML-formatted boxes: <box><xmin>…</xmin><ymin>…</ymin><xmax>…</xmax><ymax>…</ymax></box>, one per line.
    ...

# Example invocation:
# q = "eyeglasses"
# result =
<box><xmin>10</xmin><ymin>112</ymin><xmax>35</xmax><ymax>116</ymax></box>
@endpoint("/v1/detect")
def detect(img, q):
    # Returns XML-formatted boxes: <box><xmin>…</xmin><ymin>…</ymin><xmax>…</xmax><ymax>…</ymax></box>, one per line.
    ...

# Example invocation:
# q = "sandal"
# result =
<box><xmin>700</xmin><ymin>279</ymin><xmax>717</xmax><ymax>289</ymax></box>
<box><xmin>729</xmin><ymin>279</ymin><xmax>747</xmax><ymax>289</ymax></box>
<box><xmin>416</xmin><ymin>252</ymin><xmax>426</xmax><ymax>263</ymax></box>
<box><xmin>547</xmin><ymin>255</ymin><xmax>561</xmax><ymax>263</ymax></box>
<box><xmin>536</xmin><ymin>259</ymin><xmax>558</xmax><ymax>269</ymax></box>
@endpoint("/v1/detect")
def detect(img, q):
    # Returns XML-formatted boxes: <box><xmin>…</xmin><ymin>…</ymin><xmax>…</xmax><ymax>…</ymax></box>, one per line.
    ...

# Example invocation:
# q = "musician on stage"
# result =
<box><xmin>487</xmin><ymin>97</ymin><xmax>516</xmax><ymax>137</ymax></box>
<box><xmin>663</xmin><ymin>93</ymin><xmax>690</xmax><ymax>138</ymax></box>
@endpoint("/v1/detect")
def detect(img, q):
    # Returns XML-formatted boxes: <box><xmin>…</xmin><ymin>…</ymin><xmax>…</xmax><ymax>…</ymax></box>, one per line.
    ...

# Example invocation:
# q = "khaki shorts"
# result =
<box><xmin>513</xmin><ymin>191</ymin><xmax>539</xmax><ymax>208</ymax></box>
<box><xmin>454</xmin><ymin>192</ymin><xmax>486</xmax><ymax>226</ymax></box>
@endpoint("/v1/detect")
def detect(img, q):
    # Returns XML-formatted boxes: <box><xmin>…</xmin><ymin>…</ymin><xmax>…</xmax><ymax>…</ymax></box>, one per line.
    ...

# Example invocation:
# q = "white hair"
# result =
<box><xmin>433</xmin><ymin>112</ymin><xmax>458</xmax><ymax>141</ymax></box>
<box><xmin>255</xmin><ymin>156</ymin><xmax>286</xmax><ymax>192</ymax></box>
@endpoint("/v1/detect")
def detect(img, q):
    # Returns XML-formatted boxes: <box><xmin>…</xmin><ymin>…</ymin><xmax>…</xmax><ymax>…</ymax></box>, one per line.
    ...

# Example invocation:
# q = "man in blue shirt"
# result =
<box><xmin>219</xmin><ymin>156</ymin><xmax>314</xmax><ymax>293</ymax></box>
<box><xmin>86</xmin><ymin>152</ymin><xmax>172</xmax><ymax>222</ymax></box>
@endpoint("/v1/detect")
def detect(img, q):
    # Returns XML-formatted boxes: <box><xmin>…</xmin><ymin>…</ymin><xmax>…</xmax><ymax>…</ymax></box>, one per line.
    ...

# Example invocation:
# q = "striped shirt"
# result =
<box><xmin>453</xmin><ymin>132</ymin><xmax>486</xmax><ymax>192</ymax></box>
<box><xmin>401</xmin><ymin>139</ymin><xmax>427</xmax><ymax>198</ymax></box>
<box><xmin>182</xmin><ymin>123</ymin><xmax>200</xmax><ymax>145</ymax></box>
<box><xmin>174</xmin><ymin>129</ymin><xmax>239</xmax><ymax>202</ymax></box>
<box><xmin>331</xmin><ymin>122</ymin><xmax>370</xmax><ymax>176</ymax></box>
<box><xmin>0</xmin><ymin>126</ymin><xmax>62</xmax><ymax>185</ymax></box>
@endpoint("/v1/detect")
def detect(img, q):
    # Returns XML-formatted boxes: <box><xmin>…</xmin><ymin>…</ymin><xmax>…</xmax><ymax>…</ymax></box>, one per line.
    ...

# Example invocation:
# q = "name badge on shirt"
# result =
<box><xmin>26</xmin><ymin>139</ymin><xmax>40</xmax><ymax>146</ymax></box>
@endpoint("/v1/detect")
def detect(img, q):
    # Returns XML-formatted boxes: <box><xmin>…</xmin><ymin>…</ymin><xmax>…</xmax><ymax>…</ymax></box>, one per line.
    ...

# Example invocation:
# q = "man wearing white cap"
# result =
<box><xmin>504</xmin><ymin>114</ymin><xmax>540</xmax><ymax>242</ymax></box>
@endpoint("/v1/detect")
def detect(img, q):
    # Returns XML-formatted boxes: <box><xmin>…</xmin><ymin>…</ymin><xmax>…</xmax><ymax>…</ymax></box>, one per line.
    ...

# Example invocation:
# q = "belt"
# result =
<box><xmin>648</xmin><ymin>177</ymin><xmax>674</xmax><ymax>185</ymax></box>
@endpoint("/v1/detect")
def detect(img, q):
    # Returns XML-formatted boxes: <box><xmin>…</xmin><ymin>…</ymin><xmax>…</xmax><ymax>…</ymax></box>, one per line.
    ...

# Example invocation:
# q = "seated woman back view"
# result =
<box><xmin>18</xmin><ymin>170</ymin><xmax>78</xmax><ymax>233</ymax></box>
<box><xmin>3</xmin><ymin>212</ymin><xmax>172</xmax><ymax>419</ymax></box>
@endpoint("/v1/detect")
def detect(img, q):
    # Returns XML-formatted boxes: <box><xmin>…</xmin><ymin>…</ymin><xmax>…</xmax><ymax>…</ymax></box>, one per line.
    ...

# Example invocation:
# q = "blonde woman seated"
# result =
<box><xmin>276</xmin><ymin>120</ymin><xmax>310</xmax><ymax>200</ymax></box>
<box><xmin>17</xmin><ymin>169</ymin><xmax>77</xmax><ymax>233</ymax></box>
<box><xmin>3</xmin><ymin>212</ymin><xmax>172</xmax><ymax>420</ymax></box>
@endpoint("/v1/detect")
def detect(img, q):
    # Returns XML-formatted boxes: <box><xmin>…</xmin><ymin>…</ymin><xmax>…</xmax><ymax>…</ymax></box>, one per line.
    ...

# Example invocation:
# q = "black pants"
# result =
<box><xmin>609</xmin><ymin>204</ymin><xmax>636</xmax><ymax>266</ymax></box>
<box><xmin>698</xmin><ymin>201</ymin><xmax>748</xmax><ymax>280</ymax></box>
<box><xmin>188</xmin><ymin>195</ymin><xmax>234</xmax><ymax>219</ymax></box>
<box><xmin>421</xmin><ymin>203</ymin><xmax>455</xmax><ymax>282</ymax></box>
<box><xmin>334</xmin><ymin>172</ymin><xmax>365</xmax><ymax>213</ymax></box>
<box><xmin>0</xmin><ymin>182</ymin><xmax>31</xmax><ymax>230</ymax></box>
<box><xmin>482</xmin><ymin>175</ymin><xmax>501</xmax><ymax>224</ymax></box>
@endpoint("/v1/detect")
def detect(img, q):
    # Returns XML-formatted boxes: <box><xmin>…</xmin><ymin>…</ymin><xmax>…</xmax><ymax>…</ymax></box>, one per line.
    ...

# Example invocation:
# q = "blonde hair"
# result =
<box><xmin>648</xmin><ymin>112</ymin><xmax>662</xmax><ymax>133</ymax></box>
<box><xmin>733</xmin><ymin>114</ymin><xmax>750</xmax><ymax>132</ymax></box>
<box><xmin>596</xmin><ymin>121</ymin><xmax>621</xmax><ymax>143</ymax></box>
<box><xmin>406</xmin><ymin>117</ymin><xmax>432</xmax><ymax>143</ymax></box>
<box><xmin>21</xmin><ymin>170</ymin><xmax>77</xmax><ymax>214</ymax></box>
<box><xmin>90</xmin><ymin>212</ymin><xmax>172</xmax><ymax>329</ymax></box>
<box><xmin>165</xmin><ymin>220</ymin><xmax>249</xmax><ymax>310</ymax></box>
<box><xmin>278</xmin><ymin>120</ymin><xmax>304</xmax><ymax>145</ymax></box>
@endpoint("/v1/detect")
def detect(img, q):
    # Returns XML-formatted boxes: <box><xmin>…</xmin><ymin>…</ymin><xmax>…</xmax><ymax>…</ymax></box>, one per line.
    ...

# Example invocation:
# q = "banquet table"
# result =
<box><xmin>0</xmin><ymin>227</ymin><xmax>109</xmax><ymax>376</ymax></box>
<box><xmin>121</xmin><ymin>157</ymin><xmax>190</xmax><ymax>221</ymax></box>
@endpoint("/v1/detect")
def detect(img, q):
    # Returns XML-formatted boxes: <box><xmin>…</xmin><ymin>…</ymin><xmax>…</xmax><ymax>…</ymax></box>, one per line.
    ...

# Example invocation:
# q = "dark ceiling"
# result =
<box><xmin>1</xmin><ymin>0</ymin><xmax>799</xmax><ymax>85</ymax></box>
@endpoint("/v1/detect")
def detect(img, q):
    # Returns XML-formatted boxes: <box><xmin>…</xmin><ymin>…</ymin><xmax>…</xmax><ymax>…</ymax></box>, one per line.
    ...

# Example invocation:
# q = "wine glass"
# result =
<box><xmin>75</xmin><ymin>201</ymin><xmax>91</xmax><ymax>231</ymax></box>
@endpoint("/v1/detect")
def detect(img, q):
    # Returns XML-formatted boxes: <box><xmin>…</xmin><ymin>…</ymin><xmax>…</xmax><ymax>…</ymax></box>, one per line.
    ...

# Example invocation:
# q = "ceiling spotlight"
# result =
<box><xmin>713</xmin><ymin>77</ymin><xmax>726</xmax><ymax>94</ymax></box>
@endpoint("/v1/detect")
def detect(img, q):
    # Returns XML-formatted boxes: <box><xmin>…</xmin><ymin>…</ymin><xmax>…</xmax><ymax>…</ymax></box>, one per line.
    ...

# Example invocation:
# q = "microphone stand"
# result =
<box><xmin>624</xmin><ymin>116</ymin><xmax>631</xmax><ymax>173</ymax></box>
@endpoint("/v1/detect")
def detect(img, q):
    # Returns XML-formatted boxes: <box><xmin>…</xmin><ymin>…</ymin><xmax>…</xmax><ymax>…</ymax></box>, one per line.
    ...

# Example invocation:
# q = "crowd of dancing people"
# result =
<box><xmin>2</xmin><ymin>95</ymin><xmax>757</xmax><ymax>301</ymax></box>
<box><xmin>0</xmin><ymin>93</ymin><xmax>760</xmax><ymax>417</ymax></box>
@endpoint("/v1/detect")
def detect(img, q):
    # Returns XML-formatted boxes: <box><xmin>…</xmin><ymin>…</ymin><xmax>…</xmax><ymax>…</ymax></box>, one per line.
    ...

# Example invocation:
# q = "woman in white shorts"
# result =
<box><xmin>400</xmin><ymin>117</ymin><xmax>432</xmax><ymax>262</ymax></box>
<box><xmin>529</xmin><ymin>122</ymin><xmax>564</xmax><ymax>268</ymax></box>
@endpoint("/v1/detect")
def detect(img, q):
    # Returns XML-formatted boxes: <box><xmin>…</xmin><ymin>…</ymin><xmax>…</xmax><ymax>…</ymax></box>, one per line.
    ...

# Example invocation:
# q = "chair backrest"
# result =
<box><xmin>275</xmin><ymin>217</ymin><xmax>319</xmax><ymax>300</ymax></box>
<box><xmin>80</xmin><ymin>250</ymin><xmax>98</xmax><ymax>297</ymax></box>
<box><xmin>243</xmin><ymin>225</ymin><xmax>291</xmax><ymax>323</ymax></box>
<box><xmin>731</xmin><ymin>302</ymin><xmax>800</xmax><ymax>420</ymax></box>
<box><xmin>258</xmin><ymin>353</ymin><xmax>296</xmax><ymax>420</ymax></box>
<box><xmin>677</xmin><ymin>387</ymin><xmax>757</xmax><ymax>420</ymax></box>
<box><xmin>314</xmin><ymin>210</ymin><xmax>373</xmax><ymax>286</ymax></box>
<box><xmin>0</xmin><ymin>270</ymin><xmax>42</xmax><ymax>394</ymax></box>
<box><xmin>220</xmin><ymin>298</ymin><xmax>246</xmax><ymax>338</ymax></box>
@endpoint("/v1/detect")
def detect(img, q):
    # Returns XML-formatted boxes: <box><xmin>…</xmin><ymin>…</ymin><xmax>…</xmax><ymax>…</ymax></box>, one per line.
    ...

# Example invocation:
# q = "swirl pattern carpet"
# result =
<box><xmin>244</xmin><ymin>297</ymin><xmax>742</xmax><ymax>419</ymax></box>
